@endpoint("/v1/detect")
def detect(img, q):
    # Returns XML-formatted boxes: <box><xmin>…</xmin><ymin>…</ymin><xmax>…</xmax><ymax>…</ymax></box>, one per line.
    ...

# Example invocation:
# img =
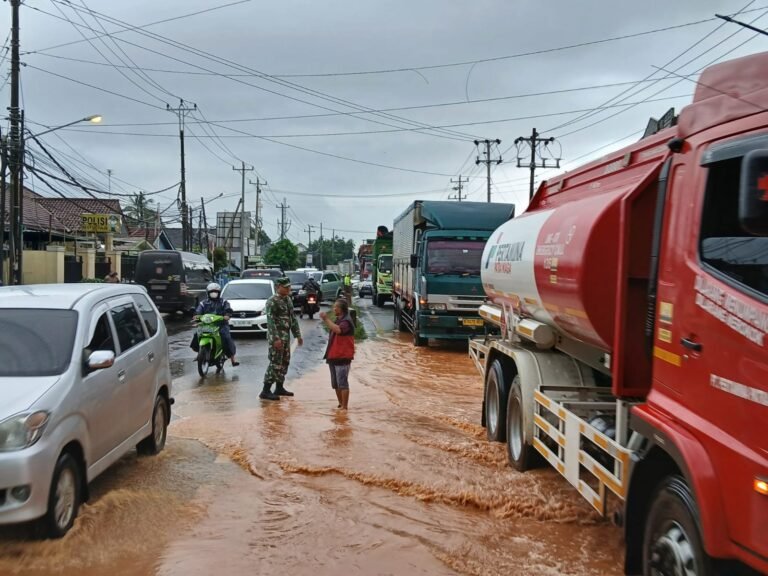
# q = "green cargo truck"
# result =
<box><xmin>372</xmin><ymin>227</ymin><xmax>393</xmax><ymax>307</ymax></box>
<box><xmin>392</xmin><ymin>201</ymin><xmax>515</xmax><ymax>346</ymax></box>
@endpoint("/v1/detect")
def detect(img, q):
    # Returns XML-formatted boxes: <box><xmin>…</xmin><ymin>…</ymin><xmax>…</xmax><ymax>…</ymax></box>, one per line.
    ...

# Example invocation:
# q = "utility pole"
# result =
<box><xmin>224</xmin><ymin>198</ymin><xmax>242</xmax><ymax>267</ymax></box>
<box><xmin>200</xmin><ymin>196</ymin><xmax>208</xmax><ymax>256</ymax></box>
<box><xmin>232</xmin><ymin>162</ymin><xmax>253</xmax><ymax>270</ymax></box>
<box><xmin>277</xmin><ymin>198</ymin><xmax>290</xmax><ymax>240</ymax></box>
<box><xmin>167</xmin><ymin>99</ymin><xmax>196</xmax><ymax>251</ymax></box>
<box><xmin>0</xmin><ymin>131</ymin><xmax>6</xmax><ymax>285</ymax></box>
<box><xmin>330</xmin><ymin>229</ymin><xmax>335</xmax><ymax>265</ymax></box>
<box><xmin>474</xmin><ymin>139</ymin><xmax>502</xmax><ymax>203</ymax></box>
<box><xmin>305</xmin><ymin>224</ymin><xmax>315</xmax><ymax>266</ymax></box>
<box><xmin>319</xmin><ymin>222</ymin><xmax>324</xmax><ymax>270</ymax></box>
<box><xmin>8</xmin><ymin>0</ymin><xmax>22</xmax><ymax>283</ymax></box>
<box><xmin>449</xmin><ymin>175</ymin><xmax>468</xmax><ymax>201</ymax></box>
<box><xmin>249</xmin><ymin>177</ymin><xmax>266</xmax><ymax>258</ymax></box>
<box><xmin>514</xmin><ymin>127</ymin><xmax>559</xmax><ymax>200</ymax></box>
<box><xmin>188</xmin><ymin>204</ymin><xmax>194</xmax><ymax>251</ymax></box>
<box><xmin>107</xmin><ymin>168</ymin><xmax>112</xmax><ymax>194</ymax></box>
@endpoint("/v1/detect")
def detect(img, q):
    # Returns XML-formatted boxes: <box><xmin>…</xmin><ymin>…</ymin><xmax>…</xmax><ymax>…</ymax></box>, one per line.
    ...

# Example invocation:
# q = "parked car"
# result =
<box><xmin>0</xmin><ymin>283</ymin><xmax>172</xmax><ymax>538</ymax></box>
<box><xmin>135</xmin><ymin>250</ymin><xmax>214</xmax><ymax>314</ymax></box>
<box><xmin>221</xmin><ymin>279</ymin><xmax>275</xmax><ymax>335</ymax></box>
<box><xmin>358</xmin><ymin>280</ymin><xmax>373</xmax><ymax>298</ymax></box>
<box><xmin>240</xmin><ymin>268</ymin><xmax>282</xmax><ymax>280</ymax></box>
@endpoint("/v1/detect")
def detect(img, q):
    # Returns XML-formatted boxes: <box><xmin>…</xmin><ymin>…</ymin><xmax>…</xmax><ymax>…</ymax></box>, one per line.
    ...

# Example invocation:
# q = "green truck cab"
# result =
<box><xmin>372</xmin><ymin>227</ymin><xmax>393</xmax><ymax>307</ymax></box>
<box><xmin>392</xmin><ymin>201</ymin><xmax>515</xmax><ymax>346</ymax></box>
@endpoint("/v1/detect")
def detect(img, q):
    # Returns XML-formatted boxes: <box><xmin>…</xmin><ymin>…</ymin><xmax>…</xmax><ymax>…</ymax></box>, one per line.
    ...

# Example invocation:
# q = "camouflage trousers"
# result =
<box><xmin>263</xmin><ymin>340</ymin><xmax>291</xmax><ymax>390</ymax></box>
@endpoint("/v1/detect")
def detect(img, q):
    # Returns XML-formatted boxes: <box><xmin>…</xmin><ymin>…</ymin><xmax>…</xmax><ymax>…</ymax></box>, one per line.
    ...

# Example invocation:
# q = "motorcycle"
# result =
<box><xmin>195</xmin><ymin>313</ymin><xmax>226</xmax><ymax>377</ymax></box>
<box><xmin>299</xmin><ymin>290</ymin><xmax>319</xmax><ymax>319</ymax></box>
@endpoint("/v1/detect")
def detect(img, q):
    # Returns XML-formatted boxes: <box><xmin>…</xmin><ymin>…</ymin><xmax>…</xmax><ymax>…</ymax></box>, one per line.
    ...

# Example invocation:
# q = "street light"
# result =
<box><xmin>2</xmin><ymin>114</ymin><xmax>104</xmax><ymax>285</ymax></box>
<box><xmin>27</xmin><ymin>114</ymin><xmax>102</xmax><ymax>139</ymax></box>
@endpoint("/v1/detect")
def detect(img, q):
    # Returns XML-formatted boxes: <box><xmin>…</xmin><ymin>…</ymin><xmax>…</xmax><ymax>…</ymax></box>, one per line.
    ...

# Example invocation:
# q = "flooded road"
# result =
<box><xmin>1</xmin><ymin>298</ymin><xmax>624</xmax><ymax>575</ymax></box>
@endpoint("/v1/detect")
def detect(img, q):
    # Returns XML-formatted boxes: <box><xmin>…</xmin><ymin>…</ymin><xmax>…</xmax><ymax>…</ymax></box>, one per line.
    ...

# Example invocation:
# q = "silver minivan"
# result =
<box><xmin>0</xmin><ymin>284</ymin><xmax>172</xmax><ymax>537</ymax></box>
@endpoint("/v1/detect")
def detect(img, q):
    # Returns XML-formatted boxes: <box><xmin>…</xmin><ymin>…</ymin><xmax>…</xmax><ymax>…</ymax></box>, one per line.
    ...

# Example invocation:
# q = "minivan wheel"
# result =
<box><xmin>39</xmin><ymin>453</ymin><xmax>81</xmax><ymax>539</ymax></box>
<box><xmin>137</xmin><ymin>394</ymin><xmax>169</xmax><ymax>456</ymax></box>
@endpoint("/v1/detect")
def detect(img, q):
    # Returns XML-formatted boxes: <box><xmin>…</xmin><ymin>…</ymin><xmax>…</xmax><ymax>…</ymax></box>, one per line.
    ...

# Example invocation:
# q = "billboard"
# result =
<box><xmin>82</xmin><ymin>213</ymin><xmax>121</xmax><ymax>233</ymax></box>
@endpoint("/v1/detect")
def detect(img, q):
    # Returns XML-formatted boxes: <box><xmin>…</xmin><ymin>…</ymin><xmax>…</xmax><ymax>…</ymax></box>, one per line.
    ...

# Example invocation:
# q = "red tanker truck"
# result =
<box><xmin>470</xmin><ymin>51</ymin><xmax>767</xmax><ymax>575</ymax></box>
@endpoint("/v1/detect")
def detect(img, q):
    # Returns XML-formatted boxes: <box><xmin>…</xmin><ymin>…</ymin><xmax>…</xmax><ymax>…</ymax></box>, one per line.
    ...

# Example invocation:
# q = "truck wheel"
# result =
<box><xmin>643</xmin><ymin>475</ymin><xmax>713</xmax><ymax>576</ymax></box>
<box><xmin>394</xmin><ymin>305</ymin><xmax>407</xmax><ymax>332</ymax></box>
<box><xmin>484</xmin><ymin>360</ymin><xmax>507</xmax><ymax>442</ymax></box>
<box><xmin>506</xmin><ymin>375</ymin><xmax>535</xmax><ymax>471</ymax></box>
<box><xmin>412</xmin><ymin>318</ymin><xmax>426</xmax><ymax>347</ymax></box>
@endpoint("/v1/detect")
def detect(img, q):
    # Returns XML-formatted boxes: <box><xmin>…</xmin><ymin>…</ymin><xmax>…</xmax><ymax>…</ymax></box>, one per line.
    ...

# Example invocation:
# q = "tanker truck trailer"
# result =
<box><xmin>470</xmin><ymin>51</ymin><xmax>767</xmax><ymax>575</ymax></box>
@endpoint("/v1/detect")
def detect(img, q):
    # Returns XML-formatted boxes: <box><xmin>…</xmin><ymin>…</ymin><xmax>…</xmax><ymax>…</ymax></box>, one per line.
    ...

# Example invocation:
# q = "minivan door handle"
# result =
<box><xmin>147</xmin><ymin>352</ymin><xmax>155</xmax><ymax>363</ymax></box>
<box><xmin>680</xmin><ymin>337</ymin><xmax>702</xmax><ymax>352</ymax></box>
<box><xmin>117</xmin><ymin>369</ymin><xmax>127</xmax><ymax>382</ymax></box>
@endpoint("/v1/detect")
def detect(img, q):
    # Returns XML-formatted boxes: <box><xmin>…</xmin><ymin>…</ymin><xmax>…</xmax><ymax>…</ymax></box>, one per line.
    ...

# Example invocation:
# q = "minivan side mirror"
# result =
<box><xmin>87</xmin><ymin>350</ymin><xmax>116</xmax><ymax>371</ymax></box>
<box><xmin>740</xmin><ymin>150</ymin><xmax>768</xmax><ymax>235</ymax></box>
<box><xmin>410</xmin><ymin>254</ymin><xmax>419</xmax><ymax>268</ymax></box>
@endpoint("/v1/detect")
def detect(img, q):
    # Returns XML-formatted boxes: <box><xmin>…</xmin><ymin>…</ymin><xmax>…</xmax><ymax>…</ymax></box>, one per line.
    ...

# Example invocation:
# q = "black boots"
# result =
<box><xmin>275</xmin><ymin>386</ymin><xmax>294</xmax><ymax>397</ymax></box>
<box><xmin>259</xmin><ymin>385</ymin><xmax>279</xmax><ymax>401</ymax></box>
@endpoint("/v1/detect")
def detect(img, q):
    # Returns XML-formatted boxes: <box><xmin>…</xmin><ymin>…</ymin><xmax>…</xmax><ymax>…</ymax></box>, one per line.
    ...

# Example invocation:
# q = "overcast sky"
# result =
<box><xmin>9</xmin><ymin>0</ymin><xmax>768</xmax><ymax>248</ymax></box>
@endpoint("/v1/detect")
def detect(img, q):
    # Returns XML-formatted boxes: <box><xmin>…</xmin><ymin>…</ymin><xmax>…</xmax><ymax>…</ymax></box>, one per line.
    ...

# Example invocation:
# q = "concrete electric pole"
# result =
<box><xmin>474</xmin><ymin>139</ymin><xmax>502</xmax><ymax>203</ymax></box>
<box><xmin>514</xmin><ymin>127</ymin><xmax>560</xmax><ymax>200</ymax></box>
<box><xmin>233</xmin><ymin>162</ymin><xmax>254</xmax><ymax>271</ymax></box>
<box><xmin>449</xmin><ymin>175</ymin><xmax>468</xmax><ymax>201</ymax></box>
<box><xmin>167</xmin><ymin>100</ymin><xmax>197</xmax><ymax>251</ymax></box>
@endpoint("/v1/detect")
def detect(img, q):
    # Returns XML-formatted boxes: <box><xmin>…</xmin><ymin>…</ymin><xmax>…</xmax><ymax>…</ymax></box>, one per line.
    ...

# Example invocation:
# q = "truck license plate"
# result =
<box><xmin>462</xmin><ymin>318</ymin><xmax>483</xmax><ymax>327</ymax></box>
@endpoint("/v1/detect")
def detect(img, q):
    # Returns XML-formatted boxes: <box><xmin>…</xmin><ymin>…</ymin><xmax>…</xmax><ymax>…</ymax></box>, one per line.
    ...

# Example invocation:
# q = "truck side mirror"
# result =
<box><xmin>740</xmin><ymin>149</ymin><xmax>768</xmax><ymax>235</ymax></box>
<box><xmin>410</xmin><ymin>254</ymin><xmax>419</xmax><ymax>268</ymax></box>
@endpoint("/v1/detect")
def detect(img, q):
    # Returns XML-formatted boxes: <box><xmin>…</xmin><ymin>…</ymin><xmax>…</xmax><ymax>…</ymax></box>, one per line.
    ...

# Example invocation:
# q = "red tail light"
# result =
<box><xmin>307</xmin><ymin>296</ymin><xmax>316</xmax><ymax>304</ymax></box>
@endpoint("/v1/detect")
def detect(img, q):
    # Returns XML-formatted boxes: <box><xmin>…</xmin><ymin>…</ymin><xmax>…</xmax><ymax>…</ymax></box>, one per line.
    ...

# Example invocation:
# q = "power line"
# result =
<box><xmin>36</xmin><ymin>1</ymin><xmax>480</xmax><ymax>142</ymax></box>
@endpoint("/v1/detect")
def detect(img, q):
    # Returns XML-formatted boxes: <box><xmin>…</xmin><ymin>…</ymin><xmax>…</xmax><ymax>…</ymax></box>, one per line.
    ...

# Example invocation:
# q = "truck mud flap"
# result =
<box><xmin>533</xmin><ymin>389</ymin><xmax>632</xmax><ymax>516</ymax></box>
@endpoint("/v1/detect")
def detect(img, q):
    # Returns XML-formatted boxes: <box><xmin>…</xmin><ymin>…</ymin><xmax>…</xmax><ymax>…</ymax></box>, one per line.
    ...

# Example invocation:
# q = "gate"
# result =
<box><xmin>121</xmin><ymin>253</ymin><xmax>138</xmax><ymax>282</ymax></box>
<box><xmin>95</xmin><ymin>255</ymin><xmax>111</xmax><ymax>281</ymax></box>
<box><xmin>64</xmin><ymin>255</ymin><xmax>83</xmax><ymax>283</ymax></box>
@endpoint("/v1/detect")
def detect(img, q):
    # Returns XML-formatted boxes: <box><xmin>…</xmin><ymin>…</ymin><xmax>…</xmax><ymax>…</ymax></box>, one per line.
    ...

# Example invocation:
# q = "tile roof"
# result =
<box><xmin>33</xmin><ymin>197</ymin><xmax>122</xmax><ymax>232</ymax></box>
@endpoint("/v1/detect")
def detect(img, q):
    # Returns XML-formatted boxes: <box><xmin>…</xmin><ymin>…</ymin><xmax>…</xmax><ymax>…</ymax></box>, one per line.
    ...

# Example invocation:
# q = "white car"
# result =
<box><xmin>221</xmin><ymin>279</ymin><xmax>274</xmax><ymax>335</ymax></box>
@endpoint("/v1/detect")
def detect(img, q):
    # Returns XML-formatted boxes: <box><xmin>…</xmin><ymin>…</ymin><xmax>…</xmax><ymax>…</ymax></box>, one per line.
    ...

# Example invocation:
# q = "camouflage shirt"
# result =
<box><xmin>265</xmin><ymin>294</ymin><xmax>301</xmax><ymax>343</ymax></box>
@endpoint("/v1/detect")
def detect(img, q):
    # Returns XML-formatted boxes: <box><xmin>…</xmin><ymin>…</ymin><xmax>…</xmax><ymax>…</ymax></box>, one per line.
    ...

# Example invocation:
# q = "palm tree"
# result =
<box><xmin>124</xmin><ymin>192</ymin><xmax>157</xmax><ymax>229</ymax></box>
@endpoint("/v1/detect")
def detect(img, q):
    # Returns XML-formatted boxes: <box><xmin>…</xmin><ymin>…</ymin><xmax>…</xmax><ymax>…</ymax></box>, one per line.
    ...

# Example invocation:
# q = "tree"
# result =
<box><xmin>124</xmin><ymin>192</ymin><xmax>158</xmax><ymax>228</ymax></box>
<box><xmin>264</xmin><ymin>239</ymin><xmax>299</xmax><ymax>271</ymax></box>
<box><xmin>212</xmin><ymin>247</ymin><xmax>228</xmax><ymax>271</ymax></box>
<box><xmin>308</xmin><ymin>235</ymin><xmax>355</xmax><ymax>267</ymax></box>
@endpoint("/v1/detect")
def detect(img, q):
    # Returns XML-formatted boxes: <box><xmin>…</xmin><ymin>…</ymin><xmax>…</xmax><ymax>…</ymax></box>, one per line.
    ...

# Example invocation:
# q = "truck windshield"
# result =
<box><xmin>426</xmin><ymin>240</ymin><xmax>485</xmax><ymax>275</ymax></box>
<box><xmin>378</xmin><ymin>255</ymin><xmax>393</xmax><ymax>274</ymax></box>
<box><xmin>0</xmin><ymin>310</ymin><xmax>78</xmax><ymax>376</ymax></box>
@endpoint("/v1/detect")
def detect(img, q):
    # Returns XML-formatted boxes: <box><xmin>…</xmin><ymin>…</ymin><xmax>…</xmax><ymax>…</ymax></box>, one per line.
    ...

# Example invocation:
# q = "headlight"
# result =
<box><xmin>0</xmin><ymin>411</ymin><xmax>50</xmax><ymax>452</ymax></box>
<box><xmin>428</xmin><ymin>303</ymin><xmax>447</xmax><ymax>311</ymax></box>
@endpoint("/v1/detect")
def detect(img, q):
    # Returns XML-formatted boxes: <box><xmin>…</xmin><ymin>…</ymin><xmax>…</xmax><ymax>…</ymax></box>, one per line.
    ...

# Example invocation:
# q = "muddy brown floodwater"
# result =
<box><xmin>1</xmin><ymin>322</ymin><xmax>625</xmax><ymax>575</ymax></box>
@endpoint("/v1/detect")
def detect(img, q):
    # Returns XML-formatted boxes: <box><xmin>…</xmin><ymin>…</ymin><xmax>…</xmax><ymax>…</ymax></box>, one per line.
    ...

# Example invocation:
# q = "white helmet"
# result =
<box><xmin>207</xmin><ymin>282</ymin><xmax>222</xmax><ymax>298</ymax></box>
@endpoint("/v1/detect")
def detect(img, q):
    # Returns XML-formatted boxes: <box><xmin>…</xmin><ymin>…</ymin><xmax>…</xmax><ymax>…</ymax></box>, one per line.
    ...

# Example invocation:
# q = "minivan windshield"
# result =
<box><xmin>286</xmin><ymin>271</ymin><xmax>307</xmax><ymax>284</ymax></box>
<box><xmin>0</xmin><ymin>310</ymin><xmax>77</xmax><ymax>376</ymax></box>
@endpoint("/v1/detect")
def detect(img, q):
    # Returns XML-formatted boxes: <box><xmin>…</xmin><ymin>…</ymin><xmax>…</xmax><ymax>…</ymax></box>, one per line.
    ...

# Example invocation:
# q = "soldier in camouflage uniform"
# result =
<box><xmin>260</xmin><ymin>277</ymin><xmax>303</xmax><ymax>401</ymax></box>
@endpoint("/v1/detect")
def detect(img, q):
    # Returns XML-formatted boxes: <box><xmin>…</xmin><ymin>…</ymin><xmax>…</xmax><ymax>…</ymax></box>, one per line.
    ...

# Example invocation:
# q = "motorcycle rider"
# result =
<box><xmin>191</xmin><ymin>282</ymin><xmax>239</xmax><ymax>366</ymax></box>
<box><xmin>302</xmin><ymin>274</ymin><xmax>322</xmax><ymax>304</ymax></box>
